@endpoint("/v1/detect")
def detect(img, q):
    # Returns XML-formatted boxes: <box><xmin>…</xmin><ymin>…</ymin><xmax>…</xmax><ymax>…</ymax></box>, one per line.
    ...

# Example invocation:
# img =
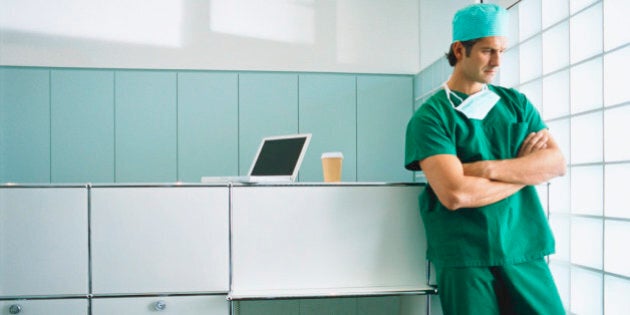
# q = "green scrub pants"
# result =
<box><xmin>435</xmin><ymin>258</ymin><xmax>565</xmax><ymax>315</ymax></box>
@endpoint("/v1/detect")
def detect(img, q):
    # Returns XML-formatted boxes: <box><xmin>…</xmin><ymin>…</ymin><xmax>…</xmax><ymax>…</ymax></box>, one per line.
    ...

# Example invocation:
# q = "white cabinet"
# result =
<box><xmin>0</xmin><ymin>187</ymin><xmax>88</xmax><ymax>297</ymax></box>
<box><xmin>230</xmin><ymin>185</ymin><xmax>429</xmax><ymax>299</ymax></box>
<box><xmin>91</xmin><ymin>295</ymin><xmax>228</xmax><ymax>315</ymax></box>
<box><xmin>90</xmin><ymin>187</ymin><xmax>230</xmax><ymax>295</ymax></box>
<box><xmin>0</xmin><ymin>299</ymin><xmax>88</xmax><ymax>315</ymax></box>
<box><xmin>1</xmin><ymin>183</ymin><xmax>431</xmax><ymax>314</ymax></box>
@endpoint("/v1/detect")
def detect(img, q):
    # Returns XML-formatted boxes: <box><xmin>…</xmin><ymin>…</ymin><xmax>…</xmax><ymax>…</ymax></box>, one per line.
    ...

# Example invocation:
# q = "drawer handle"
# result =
<box><xmin>154</xmin><ymin>300</ymin><xmax>167</xmax><ymax>311</ymax></box>
<box><xmin>9</xmin><ymin>304</ymin><xmax>23</xmax><ymax>314</ymax></box>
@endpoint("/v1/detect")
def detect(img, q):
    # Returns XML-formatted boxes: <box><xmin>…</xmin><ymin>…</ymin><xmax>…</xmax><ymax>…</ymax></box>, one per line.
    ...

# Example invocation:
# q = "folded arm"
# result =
<box><xmin>463</xmin><ymin>129</ymin><xmax>566</xmax><ymax>185</ymax></box>
<box><xmin>420</xmin><ymin>154</ymin><xmax>525</xmax><ymax>211</ymax></box>
<box><xmin>420</xmin><ymin>130</ymin><xmax>566</xmax><ymax>211</ymax></box>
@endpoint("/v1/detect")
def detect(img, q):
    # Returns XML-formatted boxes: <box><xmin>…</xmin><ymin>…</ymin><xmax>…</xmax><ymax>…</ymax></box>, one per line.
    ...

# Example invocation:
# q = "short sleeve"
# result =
<box><xmin>405</xmin><ymin>102</ymin><xmax>457</xmax><ymax>171</ymax></box>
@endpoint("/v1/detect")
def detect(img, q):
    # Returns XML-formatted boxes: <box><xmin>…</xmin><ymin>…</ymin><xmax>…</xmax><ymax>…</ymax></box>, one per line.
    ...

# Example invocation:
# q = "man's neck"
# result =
<box><xmin>446</xmin><ymin>74</ymin><xmax>485</xmax><ymax>95</ymax></box>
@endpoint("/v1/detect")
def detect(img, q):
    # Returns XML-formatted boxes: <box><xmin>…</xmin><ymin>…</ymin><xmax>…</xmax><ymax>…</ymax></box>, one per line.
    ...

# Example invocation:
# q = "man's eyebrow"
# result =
<box><xmin>479</xmin><ymin>45</ymin><xmax>507</xmax><ymax>51</ymax></box>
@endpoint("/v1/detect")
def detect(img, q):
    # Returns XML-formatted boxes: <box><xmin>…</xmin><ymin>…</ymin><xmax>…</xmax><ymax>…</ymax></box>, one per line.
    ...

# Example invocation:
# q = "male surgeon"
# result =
<box><xmin>405</xmin><ymin>4</ymin><xmax>566</xmax><ymax>314</ymax></box>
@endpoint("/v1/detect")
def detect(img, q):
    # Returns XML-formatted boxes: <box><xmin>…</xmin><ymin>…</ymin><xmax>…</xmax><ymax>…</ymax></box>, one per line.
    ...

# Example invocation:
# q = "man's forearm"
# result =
<box><xmin>463</xmin><ymin>147</ymin><xmax>566</xmax><ymax>185</ymax></box>
<box><xmin>464</xmin><ymin>130</ymin><xmax>567</xmax><ymax>185</ymax></box>
<box><xmin>449</xmin><ymin>175</ymin><xmax>525</xmax><ymax>209</ymax></box>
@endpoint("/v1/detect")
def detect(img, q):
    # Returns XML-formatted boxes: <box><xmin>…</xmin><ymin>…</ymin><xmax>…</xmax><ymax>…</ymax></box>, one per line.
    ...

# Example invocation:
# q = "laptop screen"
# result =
<box><xmin>250</xmin><ymin>135</ymin><xmax>310</xmax><ymax>176</ymax></box>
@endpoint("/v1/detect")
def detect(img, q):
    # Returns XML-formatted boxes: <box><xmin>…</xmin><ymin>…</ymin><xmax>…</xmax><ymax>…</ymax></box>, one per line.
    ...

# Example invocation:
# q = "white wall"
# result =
<box><xmin>0</xmin><ymin>0</ymin><xmax>419</xmax><ymax>74</ymax></box>
<box><xmin>484</xmin><ymin>0</ymin><xmax>521</xmax><ymax>9</ymax></box>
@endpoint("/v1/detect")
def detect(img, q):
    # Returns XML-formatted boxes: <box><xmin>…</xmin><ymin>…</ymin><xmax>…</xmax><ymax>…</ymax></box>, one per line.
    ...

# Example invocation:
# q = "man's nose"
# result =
<box><xmin>490</xmin><ymin>52</ymin><xmax>501</xmax><ymax>67</ymax></box>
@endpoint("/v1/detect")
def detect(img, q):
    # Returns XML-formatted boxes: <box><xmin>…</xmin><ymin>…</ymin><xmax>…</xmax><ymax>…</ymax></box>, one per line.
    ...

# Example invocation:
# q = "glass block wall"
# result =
<box><xmin>414</xmin><ymin>0</ymin><xmax>630</xmax><ymax>314</ymax></box>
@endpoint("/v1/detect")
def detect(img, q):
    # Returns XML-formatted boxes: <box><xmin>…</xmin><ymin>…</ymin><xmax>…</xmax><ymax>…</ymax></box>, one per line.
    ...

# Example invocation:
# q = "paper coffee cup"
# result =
<box><xmin>321</xmin><ymin>152</ymin><xmax>343</xmax><ymax>182</ymax></box>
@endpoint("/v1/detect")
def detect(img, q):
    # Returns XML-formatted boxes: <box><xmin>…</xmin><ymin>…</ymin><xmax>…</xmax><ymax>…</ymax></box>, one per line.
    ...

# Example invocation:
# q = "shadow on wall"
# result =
<box><xmin>0</xmin><ymin>0</ymin><xmax>418</xmax><ymax>73</ymax></box>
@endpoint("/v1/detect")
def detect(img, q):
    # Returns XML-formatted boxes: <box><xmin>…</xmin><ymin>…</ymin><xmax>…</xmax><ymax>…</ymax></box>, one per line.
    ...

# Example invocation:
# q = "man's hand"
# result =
<box><xmin>518</xmin><ymin>131</ymin><xmax>548</xmax><ymax>157</ymax></box>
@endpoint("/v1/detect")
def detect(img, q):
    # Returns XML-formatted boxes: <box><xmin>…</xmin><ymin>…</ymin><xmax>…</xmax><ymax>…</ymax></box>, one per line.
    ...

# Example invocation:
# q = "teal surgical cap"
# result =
<box><xmin>452</xmin><ymin>3</ymin><xmax>509</xmax><ymax>42</ymax></box>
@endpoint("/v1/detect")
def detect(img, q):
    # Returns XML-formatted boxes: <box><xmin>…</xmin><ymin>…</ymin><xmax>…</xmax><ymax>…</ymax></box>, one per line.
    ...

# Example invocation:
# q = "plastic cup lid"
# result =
<box><xmin>321</xmin><ymin>152</ymin><xmax>344</xmax><ymax>159</ymax></box>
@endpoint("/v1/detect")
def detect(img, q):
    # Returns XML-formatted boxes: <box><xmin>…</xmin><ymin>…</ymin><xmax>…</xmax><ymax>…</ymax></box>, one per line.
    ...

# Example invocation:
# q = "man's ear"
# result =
<box><xmin>452</xmin><ymin>41</ymin><xmax>465</xmax><ymax>61</ymax></box>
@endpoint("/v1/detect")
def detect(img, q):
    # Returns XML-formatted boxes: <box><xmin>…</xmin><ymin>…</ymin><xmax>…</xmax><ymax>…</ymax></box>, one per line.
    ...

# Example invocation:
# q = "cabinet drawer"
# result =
<box><xmin>0</xmin><ymin>187</ymin><xmax>88</xmax><ymax>297</ymax></box>
<box><xmin>91</xmin><ymin>295</ymin><xmax>228</xmax><ymax>315</ymax></box>
<box><xmin>0</xmin><ymin>299</ymin><xmax>87</xmax><ymax>315</ymax></box>
<box><xmin>90</xmin><ymin>187</ymin><xmax>230</xmax><ymax>294</ymax></box>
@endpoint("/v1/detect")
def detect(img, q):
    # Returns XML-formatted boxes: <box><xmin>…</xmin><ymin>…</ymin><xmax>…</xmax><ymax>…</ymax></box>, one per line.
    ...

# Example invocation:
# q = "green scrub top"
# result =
<box><xmin>405</xmin><ymin>84</ymin><xmax>555</xmax><ymax>267</ymax></box>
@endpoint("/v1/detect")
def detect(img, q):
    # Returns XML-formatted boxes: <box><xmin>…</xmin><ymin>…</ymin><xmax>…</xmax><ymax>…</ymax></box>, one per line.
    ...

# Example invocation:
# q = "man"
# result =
<box><xmin>405</xmin><ymin>4</ymin><xmax>566</xmax><ymax>315</ymax></box>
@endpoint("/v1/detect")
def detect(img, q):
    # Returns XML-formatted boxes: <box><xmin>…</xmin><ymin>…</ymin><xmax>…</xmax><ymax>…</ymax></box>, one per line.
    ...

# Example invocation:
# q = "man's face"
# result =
<box><xmin>458</xmin><ymin>36</ymin><xmax>507</xmax><ymax>84</ymax></box>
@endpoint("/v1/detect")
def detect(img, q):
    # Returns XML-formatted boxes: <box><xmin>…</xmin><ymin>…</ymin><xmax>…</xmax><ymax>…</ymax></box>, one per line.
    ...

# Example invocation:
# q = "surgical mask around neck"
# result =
<box><xmin>443</xmin><ymin>83</ymin><xmax>500</xmax><ymax>120</ymax></box>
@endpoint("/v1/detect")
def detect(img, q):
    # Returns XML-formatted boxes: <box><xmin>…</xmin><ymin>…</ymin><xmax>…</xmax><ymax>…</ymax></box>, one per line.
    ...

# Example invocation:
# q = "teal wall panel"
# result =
<box><xmin>115</xmin><ymin>71</ymin><xmax>177</xmax><ymax>182</ymax></box>
<box><xmin>299</xmin><ymin>298</ymin><xmax>357</xmax><ymax>315</ymax></box>
<box><xmin>298</xmin><ymin>74</ymin><xmax>357</xmax><ymax>182</ymax></box>
<box><xmin>236</xmin><ymin>297</ymin><xmax>406</xmax><ymax>315</ymax></box>
<box><xmin>238</xmin><ymin>73</ymin><xmax>298</xmax><ymax>175</ymax></box>
<box><xmin>357</xmin><ymin>296</ymin><xmax>401</xmax><ymax>314</ymax></box>
<box><xmin>178</xmin><ymin>72</ymin><xmax>239</xmax><ymax>181</ymax></box>
<box><xmin>51</xmin><ymin>69</ymin><xmax>115</xmax><ymax>183</ymax></box>
<box><xmin>1</xmin><ymin>67</ymin><xmax>414</xmax><ymax>184</ymax></box>
<box><xmin>0</xmin><ymin>68</ymin><xmax>51</xmax><ymax>183</ymax></box>
<box><xmin>357</xmin><ymin>75</ymin><xmax>414</xmax><ymax>182</ymax></box>
<box><xmin>237</xmin><ymin>300</ymin><xmax>300</xmax><ymax>315</ymax></box>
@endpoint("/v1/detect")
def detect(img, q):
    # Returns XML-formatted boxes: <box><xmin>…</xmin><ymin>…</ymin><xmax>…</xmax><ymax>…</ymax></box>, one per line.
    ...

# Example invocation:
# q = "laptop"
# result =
<box><xmin>201</xmin><ymin>133</ymin><xmax>312</xmax><ymax>183</ymax></box>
